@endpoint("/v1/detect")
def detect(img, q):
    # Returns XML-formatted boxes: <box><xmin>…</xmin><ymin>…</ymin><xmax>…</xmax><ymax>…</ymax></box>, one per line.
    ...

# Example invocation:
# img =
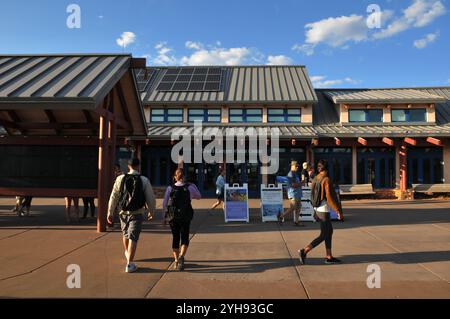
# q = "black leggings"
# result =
<box><xmin>170</xmin><ymin>220</ymin><xmax>191</xmax><ymax>249</ymax></box>
<box><xmin>310</xmin><ymin>213</ymin><xmax>333</xmax><ymax>250</ymax></box>
<box><xmin>82</xmin><ymin>197</ymin><xmax>96</xmax><ymax>217</ymax></box>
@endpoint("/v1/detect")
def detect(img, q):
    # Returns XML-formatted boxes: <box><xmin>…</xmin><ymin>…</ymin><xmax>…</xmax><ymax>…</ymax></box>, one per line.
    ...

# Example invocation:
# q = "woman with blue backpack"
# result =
<box><xmin>163</xmin><ymin>168</ymin><xmax>201</xmax><ymax>271</ymax></box>
<box><xmin>298</xmin><ymin>159</ymin><xmax>344</xmax><ymax>265</ymax></box>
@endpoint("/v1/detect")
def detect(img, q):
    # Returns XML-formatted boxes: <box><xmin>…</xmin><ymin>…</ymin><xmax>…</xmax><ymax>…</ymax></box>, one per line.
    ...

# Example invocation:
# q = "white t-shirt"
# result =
<box><xmin>315</xmin><ymin>199</ymin><xmax>329</xmax><ymax>213</ymax></box>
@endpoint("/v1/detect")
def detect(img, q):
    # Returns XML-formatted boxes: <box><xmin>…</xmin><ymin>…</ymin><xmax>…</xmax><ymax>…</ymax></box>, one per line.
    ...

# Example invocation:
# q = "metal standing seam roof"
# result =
<box><xmin>324</xmin><ymin>88</ymin><xmax>446</xmax><ymax>104</ymax></box>
<box><xmin>0</xmin><ymin>54</ymin><xmax>132</xmax><ymax>108</ymax></box>
<box><xmin>141</xmin><ymin>65</ymin><xmax>318</xmax><ymax>105</ymax></box>
<box><xmin>147</xmin><ymin>125</ymin><xmax>317</xmax><ymax>139</ymax></box>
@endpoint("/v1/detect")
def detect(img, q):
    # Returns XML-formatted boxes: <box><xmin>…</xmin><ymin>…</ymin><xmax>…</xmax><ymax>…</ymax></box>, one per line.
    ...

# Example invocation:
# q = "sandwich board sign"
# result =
<box><xmin>300</xmin><ymin>187</ymin><xmax>316</xmax><ymax>222</ymax></box>
<box><xmin>260</xmin><ymin>184</ymin><xmax>283</xmax><ymax>222</ymax></box>
<box><xmin>224</xmin><ymin>183</ymin><xmax>249</xmax><ymax>223</ymax></box>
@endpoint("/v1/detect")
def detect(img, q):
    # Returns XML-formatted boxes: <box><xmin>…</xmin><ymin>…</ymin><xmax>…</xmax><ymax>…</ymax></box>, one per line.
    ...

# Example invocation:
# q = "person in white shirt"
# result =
<box><xmin>211</xmin><ymin>168</ymin><xmax>225</xmax><ymax>210</ymax></box>
<box><xmin>107</xmin><ymin>158</ymin><xmax>156</xmax><ymax>273</ymax></box>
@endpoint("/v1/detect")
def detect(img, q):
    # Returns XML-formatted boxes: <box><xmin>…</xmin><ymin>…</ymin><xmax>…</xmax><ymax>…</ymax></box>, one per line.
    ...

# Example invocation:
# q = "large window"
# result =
<box><xmin>392</xmin><ymin>109</ymin><xmax>426</xmax><ymax>122</ymax></box>
<box><xmin>357</xmin><ymin>148</ymin><xmax>395</xmax><ymax>188</ymax></box>
<box><xmin>150</xmin><ymin>108</ymin><xmax>183</xmax><ymax>123</ymax></box>
<box><xmin>314</xmin><ymin>148</ymin><xmax>352</xmax><ymax>185</ymax></box>
<box><xmin>229</xmin><ymin>108</ymin><xmax>262</xmax><ymax>123</ymax></box>
<box><xmin>268</xmin><ymin>108</ymin><xmax>301</xmax><ymax>123</ymax></box>
<box><xmin>188</xmin><ymin>109</ymin><xmax>221</xmax><ymax>123</ymax></box>
<box><xmin>349</xmin><ymin>109</ymin><xmax>383</xmax><ymax>123</ymax></box>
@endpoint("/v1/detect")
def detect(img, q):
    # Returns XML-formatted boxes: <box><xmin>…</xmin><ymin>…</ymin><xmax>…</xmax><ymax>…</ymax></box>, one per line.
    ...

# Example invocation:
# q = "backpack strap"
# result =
<box><xmin>119</xmin><ymin>174</ymin><xmax>129</xmax><ymax>194</ymax></box>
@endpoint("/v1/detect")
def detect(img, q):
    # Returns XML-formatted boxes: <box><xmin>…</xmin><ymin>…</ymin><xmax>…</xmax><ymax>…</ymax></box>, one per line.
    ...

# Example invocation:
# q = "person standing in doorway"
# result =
<box><xmin>163</xmin><ymin>168</ymin><xmax>201</xmax><ymax>271</ymax></box>
<box><xmin>278</xmin><ymin>161</ymin><xmax>303</xmax><ymax>227</ymax></box>
<box><xmin>301</xmin><ymin>162</ymin><xmax>311</xmax><ymax>187</ymax></box>
<box><xmin>107</xmin><ymin>158</ymin><xmax>156</xmax><ymax>273</ymax></box>
<box><xmin>298</xmin><ymin>159</ymin><xmax>344</xmax><ymax>265</ymax></box>
<box><xmin>211</xmin><ymin>168</ymin><xmax>225</xmax><ymax>210</ymax></box>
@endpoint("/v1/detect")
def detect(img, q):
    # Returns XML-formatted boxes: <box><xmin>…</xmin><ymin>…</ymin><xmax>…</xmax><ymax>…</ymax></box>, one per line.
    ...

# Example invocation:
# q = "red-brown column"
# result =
<box><xmin>97</xmin><ymin>115</ymin><xmax>109</xmax><ymax>233</ymax></box>
<box><xmin>108</xmin><ymin>118</ymin><xmax>117</xmax><ymax>191</ymax></box>
<box><xmin>399</xmin><ymin>141</ymin><xmax>408</xmax><ymax>193</ymax></box>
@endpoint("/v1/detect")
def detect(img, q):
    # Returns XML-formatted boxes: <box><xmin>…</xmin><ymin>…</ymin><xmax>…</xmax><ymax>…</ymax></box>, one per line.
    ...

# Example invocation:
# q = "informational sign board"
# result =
<box><xmin>224</xmin><ymin>183</ymin><xmax>249</xmax><ymax>223</ymax></box>
<box><xmin>260</xmin><ymin>184</ymin><xmax>283</xmax><ymax>222</ymax></box>
<box><xmin>300</xmin><ymin>187</ymin><xmax>316</xmax><ymax>222</ymax></box>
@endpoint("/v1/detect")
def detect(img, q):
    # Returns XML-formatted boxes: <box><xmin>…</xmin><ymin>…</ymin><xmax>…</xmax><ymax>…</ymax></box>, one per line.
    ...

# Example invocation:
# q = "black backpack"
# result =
<box><xmin>118</xmin><ymin>174</ymin><xmax>146</xmax><ymax>211</ymax></box>
<box><xmin>166</xmin><ymin>184</ymin><xmax>193</xmax><ymax>223</ymax></box>
<box><xmin>311</xmin><ymin>175</ymin><xmax>326</xmax><ymax>208</ymax></box>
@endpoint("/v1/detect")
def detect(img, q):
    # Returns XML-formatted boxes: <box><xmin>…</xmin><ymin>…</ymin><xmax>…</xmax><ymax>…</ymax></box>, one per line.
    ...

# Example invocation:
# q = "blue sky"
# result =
<box><xmin>1</xmin><ymin>0</ymin><xmax>449</xmax><ymax>88</ymax></box>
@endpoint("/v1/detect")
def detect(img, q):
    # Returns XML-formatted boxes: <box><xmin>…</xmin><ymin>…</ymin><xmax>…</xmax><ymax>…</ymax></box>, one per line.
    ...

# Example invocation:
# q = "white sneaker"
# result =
<box><xmin>126</xmin><ymin>263</ymin><xmax>138</xmax><ymax>273</ymax></box>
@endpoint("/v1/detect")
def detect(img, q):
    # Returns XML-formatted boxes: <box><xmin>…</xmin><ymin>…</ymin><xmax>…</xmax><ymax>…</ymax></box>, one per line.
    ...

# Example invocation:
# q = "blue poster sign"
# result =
<box><xmin>224</xmin><ymin>183</ymin><xmax>249</xmax><ymax>222</ymax></box>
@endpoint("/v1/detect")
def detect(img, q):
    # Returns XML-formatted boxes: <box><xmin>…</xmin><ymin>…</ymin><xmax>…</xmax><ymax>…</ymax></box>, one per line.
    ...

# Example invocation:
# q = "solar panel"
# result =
<box><xmin>135</xmin><ymin>68</ymin><xmax>156</xmax><ymax>92</ymax></box>
<box><xmin>156</xmin><ymin>67</ymin><xmax>224</xmax><ymax>92</ymax></box>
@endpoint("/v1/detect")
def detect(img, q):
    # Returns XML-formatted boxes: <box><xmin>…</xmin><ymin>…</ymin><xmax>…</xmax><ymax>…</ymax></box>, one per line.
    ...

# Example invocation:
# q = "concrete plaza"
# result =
<box><xmin>0</xmin><ymin>197</ymin><xmax>449</xmax><ymax>299</ymax></box>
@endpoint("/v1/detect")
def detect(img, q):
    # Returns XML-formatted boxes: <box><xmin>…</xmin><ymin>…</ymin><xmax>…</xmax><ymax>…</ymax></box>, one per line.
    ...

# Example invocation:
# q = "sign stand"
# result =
<box><xmin>300</xmin><ymin>187</ymin><xmax>316</xmax><ymax>222</ymax></box>
<box><xmin>224</xmin><ymin>183</ymin><xmax>249</xmax><ymax>223</ymax></box>
<box><xmin>260</xmin><ymin>184</ymin><xmax>283</xmax><ymax>222</ymax></box>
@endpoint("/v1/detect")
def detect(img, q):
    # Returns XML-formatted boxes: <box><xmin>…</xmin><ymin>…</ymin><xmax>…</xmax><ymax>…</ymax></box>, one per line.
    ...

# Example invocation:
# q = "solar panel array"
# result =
<box><xmin>135</xmin><ymin>68</ymin><xmax>157</xmax><ymax>92</ymax></box>
<box><xmin>156</xmin><ymin>67</ymin><xmax>223</xmax><ymax>92</ymax></box>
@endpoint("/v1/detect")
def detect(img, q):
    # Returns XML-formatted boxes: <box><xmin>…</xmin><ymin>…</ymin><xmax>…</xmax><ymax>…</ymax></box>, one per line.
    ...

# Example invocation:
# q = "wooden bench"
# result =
<box><xmin>339</xmin><ymin>184</ymin><xmax>375</xmax><ymax>196</ymax></box>
<box><xmin>412</xmin><ymin>184</ymin><xmax>450</xmax><ymax>197</ymax></box>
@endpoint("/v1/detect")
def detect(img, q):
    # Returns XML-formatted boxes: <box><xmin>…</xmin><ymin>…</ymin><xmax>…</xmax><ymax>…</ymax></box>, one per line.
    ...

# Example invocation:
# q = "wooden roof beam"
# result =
<box><xmin>334</xmin><ymin>137</ymin><xmax>341</xmax><ymax>146</ymax></box>
<box><xmin>426</xmin><ymin>137</ymin><xmax>442</xmax><ymax>146</ymax></box>
<box><xmin>357</xmin><ymin>137</ymin><xmax>368</xmax><ymax>146</ymax></box>
<box><xmin>404</xmin><ymin>137</ymin><xmax>417</xmax><ymax>146</ymax></box>
<box><xmin>382</xmin><ymin>137</ymin><xmax>394</xmax><ymax>146</ymax></box>
<box><xmin>44</xmin><ymin>110</ymin><xmax>61</xmax><ymax>135</ymax></box>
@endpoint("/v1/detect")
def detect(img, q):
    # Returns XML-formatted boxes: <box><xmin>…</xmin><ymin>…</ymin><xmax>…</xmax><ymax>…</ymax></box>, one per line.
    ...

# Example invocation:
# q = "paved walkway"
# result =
<box><xmin>0</xmin><ymin>197</ymin><xmax>449</xmax><ymax>298</ymax></box>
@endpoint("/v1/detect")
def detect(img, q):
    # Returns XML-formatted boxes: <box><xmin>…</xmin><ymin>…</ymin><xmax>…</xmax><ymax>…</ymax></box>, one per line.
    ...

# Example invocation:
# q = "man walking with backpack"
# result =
<box><xmin>163</xmin><ymin>168</ymin><xmax>201</xmax><ymax>271</ymax></box>
<box><xmin>298</xmin><ymin>159</ymin><xmax>344</xmax><ymax>265</ymax></box>
<box><xmin>107</xmin><ymin>158</ymin><xmax>156</xmax><ymax>273</ymax></box>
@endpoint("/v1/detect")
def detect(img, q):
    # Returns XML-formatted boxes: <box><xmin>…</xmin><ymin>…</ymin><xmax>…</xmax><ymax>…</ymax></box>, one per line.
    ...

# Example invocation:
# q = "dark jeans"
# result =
<box><xmin>82</xmin><ymin>197</ymin><xmax>96</xmax><ymax>217</ymax></box>
<box><xmin>169</xmin><ymin>220</ymin><xmax>191</xmax><ymax>249</ymax></box>
<box><xmin>310</xmin><ymin>213</ymin><xmax>333</xmax><ymax>250</ymax></box>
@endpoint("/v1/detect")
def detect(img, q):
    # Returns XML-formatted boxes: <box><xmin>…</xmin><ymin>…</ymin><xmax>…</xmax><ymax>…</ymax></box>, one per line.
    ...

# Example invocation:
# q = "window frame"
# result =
<box><xmin>188</xmin><ymin>108</ymin><xmax>222</xmax><ymax>123</ymax></box>
<box><xmin>229</xmin><ymin>108</ymin><xmax>263</xmax><ymax>123</ymax></box>
<box><xmin>267</xmin><ymin>108</ymin><xmax>302</xmax><ymax>123</ymax></box>
<box><xmin>348</xmin><ymin>109</ymin><xmax>384</xmax><ymax>123</ymax></box>
<box><xmin>391</xmin><ymin>108</ymin><xmax>427</xmax><ymax>123</ymax></box>
<box><xmin>150</xmin><ymin>108</ymin><xmax>184</xmax><ymax>123</ymax></box>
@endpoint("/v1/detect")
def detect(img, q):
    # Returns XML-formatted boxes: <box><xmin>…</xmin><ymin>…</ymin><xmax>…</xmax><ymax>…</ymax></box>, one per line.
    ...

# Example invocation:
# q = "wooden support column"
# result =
<box><xmin>352</xmin><ymin>145</ymin><xmax>357</xmax><ymax>184</ymax></box>
<box><xmin>399</xmin><ymin>141</ymin><xmax>408</xmax><ymax>194</ymax></box>
<box><xmin>97</xmin><ymin>115</ymin><xmax>109</xmax><ymax>233</ymax></box>
<box><xmin>444</xmin><ymin>139</ymin><xmax>450</xmax><ymax>183</ymax></box>
<box><xmin>135</xmin><ymin>142</ymin><xmax>142</xmax><ymax>171</ymax></box>
<box><xmin>108</xmin><ymin>117</ymin><xmax>117</xmax><ymax>191</ymax></box>
<box><xmin>306</xmin><ymin>145</ymin><xmax>314</xmax><ymax>166</ymax></box>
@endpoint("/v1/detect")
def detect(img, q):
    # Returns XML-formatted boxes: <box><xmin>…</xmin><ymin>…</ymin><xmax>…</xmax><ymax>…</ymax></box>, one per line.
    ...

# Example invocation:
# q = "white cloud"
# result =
<box><xmin>98</xmin><ymin>15</ymin><xmax>104</xmax><ymax>19</ymax></box>
<box><xmin>414</xmin><ymin>31</ymin><xmax>439</xmax><ymax>48</ymax></box>
<box><xmin>152</xmin><ymin>42</ymin><xmax>178</xmax><ymax>65</ymax></box>
<box><xmin>304</xmin><ymin>14</ymin><xmax>368</xmax><ymax>48</ymax></box>
<box><xmin>266</xmin><ymin>55</ymin><xmax>294</xmax><ymax>65</ymax></box>
<box><xmin>311</xmin><ymin>75</ymin><xmax>360</xmax><ymax>88</ymax></box>
<box><xmin>116</xmin><ymin>31</ymin><xmax>136</xmax><ymax>48</ymax></box>
<box><xmin>185</xmin><ymin>41</ymin><xmax>203</xmax><ymax>50</ymax></box>
<box><xmin>180</xmin><ymin>45</ymin><xmax>257</xmax><ymax>66</ymax></box>
<box><xmin>374</xmin><ymin>0</ymin><xmax>446</xmax><ymax>39</ymax></box>
<box><xmin>404</xmin><ymin>0</ymin><xmax>446</xmax><ymax>27</ymax></box>
<box><xmin>293</xmin><ymin>0</ymin><xmax>446</xmax><ymax>55</ymax></box>
<box><xmin>292</xmin><ymin>43</ymin><xmax>315</xmax><ymax>56</ymax></box>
